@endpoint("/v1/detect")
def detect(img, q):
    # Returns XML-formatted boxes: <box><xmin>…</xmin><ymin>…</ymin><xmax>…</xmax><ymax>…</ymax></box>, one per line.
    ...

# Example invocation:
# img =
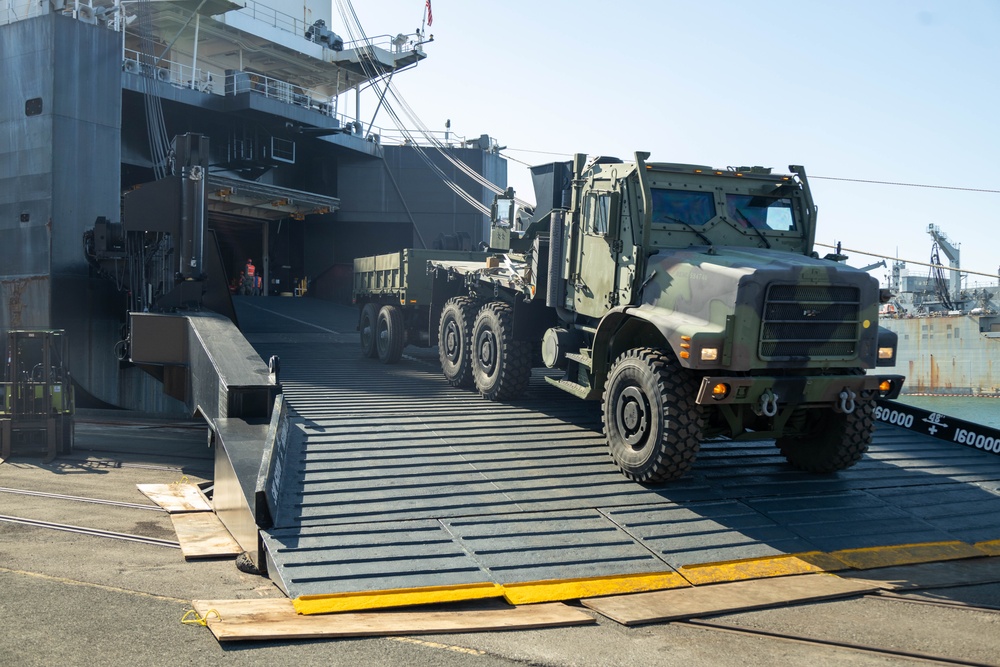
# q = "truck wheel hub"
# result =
<box><xmin>444</xmin><ymin>322</ymin><xmax>460</xmax><ymax>361</ymax></box>
<box><xmin>618</xmin><ymin>386</ymin><xmax>648</xmax><ymax>446</ymax></box>
<box><xmin>478</xmin><ymin>331</ymin><xmax>496</xmax><ymax>372</ymax></box>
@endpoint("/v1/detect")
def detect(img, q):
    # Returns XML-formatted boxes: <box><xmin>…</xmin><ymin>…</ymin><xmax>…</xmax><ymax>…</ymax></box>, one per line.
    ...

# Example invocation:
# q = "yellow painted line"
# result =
<box><xmin>502</xmin><ymin>571</ymin><xmax>688</xmax><ymax>606</ymax></box>
<box><xmin>0</xmin><ymin>566</ymin><xmax>190</xmax><ymax>604</ymax></box>
<box><xmin>677</xmin><ymin>551</ymin><xmax>845</xmax><ymax>586</ymax></box>
<box><xmin>830</xmin><ymin>541</ymin><xmax>987</xmax><ymax>570</ymax></box>
<box><xmin>389</xmin><ymin>637</ymin><xmax>486</xmax><ymax>656</ymax></box>
<box><xmin>294</xmin><ymin>582</ymin><xmax>503</xmax><ymax>615</ymax></box>
<box><xmin>974</xmin><ymin>539</ymin><xmax>1000</xmax><ymax>557</ymax></box>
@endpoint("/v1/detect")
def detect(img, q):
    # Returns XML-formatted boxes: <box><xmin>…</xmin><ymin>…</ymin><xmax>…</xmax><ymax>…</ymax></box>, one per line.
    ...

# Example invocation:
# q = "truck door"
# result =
<box><xmin>573</xmin><ymin>189</ymin><xmax>626</xmax><ymax>318</ymax></box>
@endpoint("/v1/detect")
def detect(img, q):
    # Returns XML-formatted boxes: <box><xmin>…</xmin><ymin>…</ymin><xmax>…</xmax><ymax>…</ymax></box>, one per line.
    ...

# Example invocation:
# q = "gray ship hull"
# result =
<box><xmin>882</xmin><ymin>314</ymin><xmax>1000</xmax><ymax>395</ymax></box>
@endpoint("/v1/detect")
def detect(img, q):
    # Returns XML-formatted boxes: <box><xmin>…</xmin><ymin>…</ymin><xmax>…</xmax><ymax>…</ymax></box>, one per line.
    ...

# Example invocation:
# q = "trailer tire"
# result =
<box><xmin>776</xmin><ymin>400</ymin><xmax>874</xmax><ymax>473</ymax></box>
<box><xmin>471</xmin><ymin>302</ymin><xmax>532</xmax><ymax>401</ymax></box>
<box><xmin>603</xmin><ymin>348</ymin><xmax>703</xmax><ymax>484</ymax></box>
<box><xmin>376</xmin><ymin>305</ymin><xmax>404</xmax><ymax>364</ymax></box>
<box><xmin>359</xmin><ymin>303</ymin><xmax>379</xmax><ymax>359</ymax></box>
<box><xmin>438</xmin><ymin>296</ymin><xmax>477</xmax><ymax>388</ymax></box>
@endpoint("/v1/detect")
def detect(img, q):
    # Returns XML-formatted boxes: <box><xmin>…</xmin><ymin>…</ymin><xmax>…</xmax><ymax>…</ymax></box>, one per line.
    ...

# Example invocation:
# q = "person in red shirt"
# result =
<box><xmin>243</xmin><ymin>259</ymin><xmax>257</xmax><ymax>295</ymax></box>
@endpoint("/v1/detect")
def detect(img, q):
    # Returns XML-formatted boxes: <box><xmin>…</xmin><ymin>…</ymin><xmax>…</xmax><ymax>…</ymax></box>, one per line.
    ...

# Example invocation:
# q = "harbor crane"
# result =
<box><xmin>927</xmin><ymin>224</ymin><xmax>961</xmax><ymax>304</ymax></box>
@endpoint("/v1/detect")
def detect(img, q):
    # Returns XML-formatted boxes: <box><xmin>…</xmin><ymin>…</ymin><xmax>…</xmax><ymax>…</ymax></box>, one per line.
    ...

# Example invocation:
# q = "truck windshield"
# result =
<box><xmin>493</xmin><ymin>198</ymin><xmax>514</xmax><ymax>226</ymax></box>
<box><xmin>651</xmin><ymin>189</ymin><xmax>716</xmax><ymax>226</ymax></box>
<box><xmin>725</xmin><ymin>194</ymin><xmax>796</xmax><ymax>231</ymax></box>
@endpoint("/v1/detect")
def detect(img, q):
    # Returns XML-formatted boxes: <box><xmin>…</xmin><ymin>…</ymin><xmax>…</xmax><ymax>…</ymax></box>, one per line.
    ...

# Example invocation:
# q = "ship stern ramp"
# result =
<box><xmin>129</xmin><ymin>310</ymin><xmax>281</xmax><ymax>568</ymax></box>
<box><xmin>235</xmin><ymin>298</ymin><xmax>1000</xmax><ymax>610</ymax></box>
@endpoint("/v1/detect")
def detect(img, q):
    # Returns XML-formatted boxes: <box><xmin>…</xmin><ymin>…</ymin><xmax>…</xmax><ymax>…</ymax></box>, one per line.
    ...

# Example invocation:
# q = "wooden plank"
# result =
<box><xmin>843</xmin><ymin>556</ymin><xmax>1000</xmax><ymax>590</ymax></box>
<box><xmin>193</xmin><ymin>598</ymin><xmax>295</xmax><ymax>620</ymax></box>
<box><xmin>170</xmin><ymin>512</ymin><xmax>242</xmax><ymax>560</ymax></box>
<box><xmin>137</xmin><ymin>483</ymin><xmax>212</xmax><ymax>513</ymax></box>
<box><xmin>582</xmin><ymin>573</ymin><xmax>878</xmax><ymax>626</ymax></box>
<box><xmin>191</xmin><ymin>599</ymin><xmax>595</xmax><ymax>641</ymax></box>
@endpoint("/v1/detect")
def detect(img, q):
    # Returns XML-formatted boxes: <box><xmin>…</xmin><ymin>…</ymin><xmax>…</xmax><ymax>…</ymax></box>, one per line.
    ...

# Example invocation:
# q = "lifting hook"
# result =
<box><xmin>837</xmin><ymin>388</ymin><xmax>857</xmax><ymax>414</ymax></box>
<box><xmin>757</xmin><ymin>389</ymin><xmax>779</xmax><ymax>417</ymax></box>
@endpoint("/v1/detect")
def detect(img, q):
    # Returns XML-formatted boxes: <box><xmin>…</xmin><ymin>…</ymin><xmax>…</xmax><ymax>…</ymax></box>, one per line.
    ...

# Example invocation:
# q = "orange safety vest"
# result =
<box><xmin>246</xmin><ymin>262</ymin><xmax>256</xmax><ymax>277</ymax></box>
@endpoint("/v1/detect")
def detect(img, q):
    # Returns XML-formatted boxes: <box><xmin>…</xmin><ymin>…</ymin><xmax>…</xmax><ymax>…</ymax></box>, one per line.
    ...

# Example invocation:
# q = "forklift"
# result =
<box><xmin>0</xmin><ymin>329</ymin><xmax>75</xmax><ymax>463</ymax></box>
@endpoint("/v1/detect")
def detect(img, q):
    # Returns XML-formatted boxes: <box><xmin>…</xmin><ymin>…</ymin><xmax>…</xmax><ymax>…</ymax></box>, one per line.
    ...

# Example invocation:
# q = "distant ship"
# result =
<box><xmin>877</xmin><ymin>225</ymin><xmax>1000</xmax><ymax>396</ymax></box>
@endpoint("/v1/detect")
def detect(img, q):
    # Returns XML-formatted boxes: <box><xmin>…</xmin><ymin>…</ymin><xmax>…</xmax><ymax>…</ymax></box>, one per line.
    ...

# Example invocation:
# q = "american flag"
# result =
<box><xmin>425</xmin><ymin>0</ymin><xmax>433</xmax><ymax>26</ymax></box>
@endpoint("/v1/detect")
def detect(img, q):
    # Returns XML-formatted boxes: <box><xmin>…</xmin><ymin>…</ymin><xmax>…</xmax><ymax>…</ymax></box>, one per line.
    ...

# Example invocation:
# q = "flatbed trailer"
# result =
<box><xmin>352</xmin><ymin>248</ymin><xmax>487</xmax><ymax>363</ymax></box>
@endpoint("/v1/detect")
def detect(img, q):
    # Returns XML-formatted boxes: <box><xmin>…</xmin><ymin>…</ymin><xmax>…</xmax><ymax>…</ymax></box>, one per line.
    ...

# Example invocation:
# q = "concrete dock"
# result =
<box><xmin>2</xmin><ymin>297</ymin><xmax>1000</xmax><ymax>664</ymax></box>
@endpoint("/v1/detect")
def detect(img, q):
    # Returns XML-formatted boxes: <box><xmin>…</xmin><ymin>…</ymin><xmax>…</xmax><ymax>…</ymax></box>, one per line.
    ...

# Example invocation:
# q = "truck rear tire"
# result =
<box><xmin>376</xmin><ymin>305</ymin><xmax>405</xmax><ymax>364</ymax></box>
<box><xmin>776</xmin><ymin>400</ymin><xmax>874</xmax><ymax>473</ymax></box>
<box><xmin>359</xmin><ymin>302</ymin><xmax>379</xmax><ymax>359</ymax></box>
<box><xmin>603</xmin><ymin>348</ymin><xmax>703</xmax><ymax>484</ymax></box>
<box><xmin>438</xmin><ymin>296</ymin><xmax>477</xmax><ymax>388</ymax></box>
<box><xmin>471</xmin><ymin>302</ymin><xmax>532</xmax><ymax>401</ymax></box>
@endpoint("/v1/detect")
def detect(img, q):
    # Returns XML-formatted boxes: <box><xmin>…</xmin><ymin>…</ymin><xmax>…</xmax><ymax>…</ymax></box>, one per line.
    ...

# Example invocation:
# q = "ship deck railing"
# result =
<box><xmin>121</xmin><ymin>47</ymin><xmax>481</xmax><ymax>151</ymax></box>
<box><xmin>123</xmin><ymin>46</ymin><xmax>346</xmax><ymax>119</ymax></box>
<box><xmin>231</xmin><ymin>0</ymin><xmax>421</xmax><ymax>56</ymax></box>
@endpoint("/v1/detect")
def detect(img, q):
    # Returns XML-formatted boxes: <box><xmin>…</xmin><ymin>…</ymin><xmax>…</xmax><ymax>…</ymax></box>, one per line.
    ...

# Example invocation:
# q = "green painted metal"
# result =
<box><xmin>353</xmin><ymin>248</ymin><xmax>488</xmax><ymax>307</ymax></box>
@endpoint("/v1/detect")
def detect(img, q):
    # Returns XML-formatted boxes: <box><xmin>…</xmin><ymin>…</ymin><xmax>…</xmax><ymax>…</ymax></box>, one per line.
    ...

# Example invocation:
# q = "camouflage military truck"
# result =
<box><xmin>353</xmin><ymin>152</ymin><xmax>904</xmax><ymax>483</ymax></box>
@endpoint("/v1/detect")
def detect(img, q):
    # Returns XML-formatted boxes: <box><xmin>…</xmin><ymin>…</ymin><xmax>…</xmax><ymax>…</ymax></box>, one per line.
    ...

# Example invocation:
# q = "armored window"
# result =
<box><xmin>585</xmin><ymin>193</ymin><xmax>611</xmax><ymax>235</ymax></box>
<box><xmin>651</xmin><ymin>189</ymin><xmax>715</xmax><ymax>226</ymax></box>
<box><xmin>725</xmin><ymin>194</ymin><xmax>796</xmax><ymax>231</ymax></box>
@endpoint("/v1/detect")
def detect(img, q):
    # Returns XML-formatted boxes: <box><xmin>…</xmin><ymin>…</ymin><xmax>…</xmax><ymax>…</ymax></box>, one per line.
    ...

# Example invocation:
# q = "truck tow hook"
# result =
<box><xmin>755</xmin><ymin>389</ymin><xmax>779</xmax><ymax>417</ymax></box>
<box><xmin>836</xmin><ymin>388</ymin><xmax>857</xmax><ymax>414</ymax></box>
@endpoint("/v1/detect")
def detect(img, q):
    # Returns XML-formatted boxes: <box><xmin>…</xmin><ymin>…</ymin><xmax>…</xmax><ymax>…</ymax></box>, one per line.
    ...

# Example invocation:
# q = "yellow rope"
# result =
<box><xmin>181</xmin><ymin>609</ymin><xmax>220</xmax><ymax>626</ymax></box>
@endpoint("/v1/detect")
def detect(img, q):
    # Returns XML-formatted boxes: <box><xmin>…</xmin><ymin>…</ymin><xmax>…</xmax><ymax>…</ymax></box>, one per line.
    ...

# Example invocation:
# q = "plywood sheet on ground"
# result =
<box><xmin>137</xmin><ymin>483</ymin><xmax>212</xmax><ymax>512</ymax></box>
<box><xmin>844</xmin><ymin>557</ymin><xmax>1000</xmax><ymax>590</ymax></box>
<box><xmin>170</xmin><ymin>512</ymin><xmax>242</xmax><ymax>559</ymax></box>
<box><xmin>582</xmin><ymin>573</ymin><xmax>878</xmax><ymax>626</ymax></box>
<box><xmin>191</xmin><ymin>598</ymin><xmax>595</xmax><ymax>641</ymax></box>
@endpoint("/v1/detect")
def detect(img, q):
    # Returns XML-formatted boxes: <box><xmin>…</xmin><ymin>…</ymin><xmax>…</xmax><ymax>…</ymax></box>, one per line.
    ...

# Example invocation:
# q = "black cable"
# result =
<box><xmin>809</xmin><ymin>175</ymin><xmax>1000</xmax><ymax>194</ymax></box>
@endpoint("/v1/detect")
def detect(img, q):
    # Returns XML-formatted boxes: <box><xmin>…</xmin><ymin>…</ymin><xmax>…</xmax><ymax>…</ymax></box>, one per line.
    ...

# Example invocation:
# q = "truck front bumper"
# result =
<box><xmin>694</xmin><ymin>373</ymin><xmax>905</xmax><ymax>410</ymax></box>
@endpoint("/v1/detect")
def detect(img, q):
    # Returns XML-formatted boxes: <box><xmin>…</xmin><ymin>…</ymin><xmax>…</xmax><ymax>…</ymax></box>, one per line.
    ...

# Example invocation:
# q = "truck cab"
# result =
<box><xmin>532</xmin><ymin>153</ymin><xmax>902</xmax><ymax>482</ymax></box>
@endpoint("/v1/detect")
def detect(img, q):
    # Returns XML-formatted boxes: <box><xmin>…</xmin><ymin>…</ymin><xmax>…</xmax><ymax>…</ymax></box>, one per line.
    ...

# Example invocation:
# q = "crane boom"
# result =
<box><xmin>927</xmin><ymin>224</ymin><xmax>961</xmax><ymax>303</ymax></box>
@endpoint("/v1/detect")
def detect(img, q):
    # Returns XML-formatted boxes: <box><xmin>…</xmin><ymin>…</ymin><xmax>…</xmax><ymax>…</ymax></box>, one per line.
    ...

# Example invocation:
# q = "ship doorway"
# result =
<box><xmin>209</xmin><ymin>216</ymin><xmax>265</xmax><ymax>295</ymax></box>
<box><xmin>204</xmin><ymin>175</ymin><xmax>339</xmax><ymax>297</ymax></box>
<box><xmin>209</xmin><ymin>216</ymin><xmax>307</xmax><ymax>297</ymax></box>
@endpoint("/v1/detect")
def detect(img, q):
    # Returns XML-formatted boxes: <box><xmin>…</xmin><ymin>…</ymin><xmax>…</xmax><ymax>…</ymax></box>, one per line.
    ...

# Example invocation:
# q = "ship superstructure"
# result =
<box><xmin>1</xmin><ymin>0</ymin><xmax>506</xmax><ymax>412</ymax></box>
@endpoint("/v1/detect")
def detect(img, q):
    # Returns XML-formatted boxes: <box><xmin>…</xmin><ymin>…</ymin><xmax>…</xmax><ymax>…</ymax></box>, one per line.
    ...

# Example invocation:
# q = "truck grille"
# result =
<box><xmin>759</xmin><ymin>284</ymin><xmax>861</xmax><ymax>359</ymax></box>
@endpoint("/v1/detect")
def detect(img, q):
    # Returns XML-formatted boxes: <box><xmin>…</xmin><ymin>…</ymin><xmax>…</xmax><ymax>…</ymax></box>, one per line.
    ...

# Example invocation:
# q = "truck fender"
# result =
<box><xmin>593</xmin><ymin>305</ymin><xmax>710</xmax><ymax>388</ymax></box>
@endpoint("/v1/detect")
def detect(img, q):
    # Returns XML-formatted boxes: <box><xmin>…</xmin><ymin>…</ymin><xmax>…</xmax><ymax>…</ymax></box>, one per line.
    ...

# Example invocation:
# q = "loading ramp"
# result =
<box><xmin>233</xmin><ymin>297</ymin><xmax>1000</xmax><ymax>603</ymax></box>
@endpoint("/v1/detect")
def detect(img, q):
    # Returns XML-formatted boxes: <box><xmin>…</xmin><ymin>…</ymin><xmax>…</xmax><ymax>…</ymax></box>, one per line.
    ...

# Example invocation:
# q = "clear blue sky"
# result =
<box><xmin>349</xmin><ymin>0</ymin><xmax>1000</xmax><ymax>287</ymax></box>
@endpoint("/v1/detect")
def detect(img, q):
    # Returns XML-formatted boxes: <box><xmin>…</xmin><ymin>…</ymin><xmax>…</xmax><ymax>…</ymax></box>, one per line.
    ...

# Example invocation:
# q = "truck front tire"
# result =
<box><xmin>359</xmin><ymin>302</ymin><xmax>379</xmax><ymax>359</ymax></box>
<box><xmin>775</xmin><ymin>401</ymin><xmax>874</xmax><ymax>473</ymax></box>
<box><xmin>376</xmin><ymin>305</ymin><xmax>405</xmax><ymax>364</ymax></box>
<box><xmin>471</xmin><ymin>302</ymin><xmax>532</xmax><ymax>401</ymax></box>
<box><xmin>603</xmin><ymin>348</ymin><xmax>703</xmax><ymax>484</ymax></box>
<box><xmin>438</xmin><ymin>297</ymin><xmax>477</xmax><ymax>388</ymax></box>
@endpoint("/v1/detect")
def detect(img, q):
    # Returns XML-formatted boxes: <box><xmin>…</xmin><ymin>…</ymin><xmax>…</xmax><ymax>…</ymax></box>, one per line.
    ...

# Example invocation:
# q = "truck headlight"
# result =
<box><xmin>701</xmin><ymin>348</ymin><xmax>719</xmax><ymax>362</ymax></box>
<box><xmin>876</xmin><ymin>326</ymin><xmax>898</xmax><ymax>367</ymax></box>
